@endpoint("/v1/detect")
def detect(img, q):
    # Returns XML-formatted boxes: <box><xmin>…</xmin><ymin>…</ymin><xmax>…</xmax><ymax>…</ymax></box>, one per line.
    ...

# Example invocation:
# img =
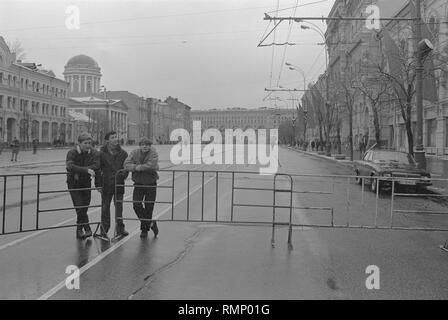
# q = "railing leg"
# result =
<box><xmin>20</xmin><ymin>176</ymin><xmax>24</xmax><ymax>232</ymax></box>
<box><xmin>215</xmin><ymin>172</ymin><xmax>218</xmax><ymax>222</ymax></box>
<box><xmin>36</xmin><ymin>175</ymin><xmax>40</xmax><ymax>230</ymax></box>
<box><xmin>271</xmin><ymin>176</ymin><xmax>277</xmax><ymax>248</ymax></box>
<box><xmin>171</xmin><ymin>171</ymin><xmax>175</xmax><ymax>220</ymax></box>
<box><xmin>230</xmin><ymin>172</ymin><xmax>235</xmax><ymax>222</ymax></box>
<box><xmin>287</xmin><ymin>176</ymin><xmax>294</xmax><ymax>250</ymax></box>
<box><xmin>2</xmin><ymin>176</ymin><xmax>6</xmax><ymax>234</ymax></box>
<box><xmin>186</xmin><ymin>171</ymin><xmax>190</xmax><ymax>221</ymax></box>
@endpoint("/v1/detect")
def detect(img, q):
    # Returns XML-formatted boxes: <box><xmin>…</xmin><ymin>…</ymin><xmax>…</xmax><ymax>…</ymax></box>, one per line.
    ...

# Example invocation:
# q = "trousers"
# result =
<box><xmin>68</xmin><ymin>183</ymin><xmax>91</xmax><ymax>226</ymax></box>
<box><xmin>133</xmin><ymin>183</ymin><xmax>157</xmax><ymax>231</ymax></box>
<box><xmin>101</xmin><ymin>192</ymin><xmax>124</xmax><ymax>233</ymax></box>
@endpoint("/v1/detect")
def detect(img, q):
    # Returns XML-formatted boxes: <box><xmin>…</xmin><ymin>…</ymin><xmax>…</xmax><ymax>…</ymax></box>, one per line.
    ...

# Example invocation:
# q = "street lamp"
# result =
<box><xmin>285</xmin><ymin>62</ymin><xmax>306</xmax><ymax>91</ymax></box>
<box><xmin>298</xmin><ymin>21</ymin><xmax>331</xmax><ymax>155</ymax></box>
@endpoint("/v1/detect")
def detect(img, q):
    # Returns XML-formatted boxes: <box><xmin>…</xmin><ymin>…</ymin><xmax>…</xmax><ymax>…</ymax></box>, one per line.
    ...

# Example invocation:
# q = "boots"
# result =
<box><xmin>83</xmin><ymin>224</ymin><xmax>92</xmax><ymax>238</ymax></box>
<box><xmin>151</xmin><ymin>221</ymin><xmax>159</xmax><ymax>237</ymax></box>
<box><xmin>116</xmin><ymin>224</ymin><xmax>129</xmax><ymax>237</ymax></box>
<box><xmin>76</xmin><ymin>226</ymin><xmax>84</xmax><ymax>239</ymax></box>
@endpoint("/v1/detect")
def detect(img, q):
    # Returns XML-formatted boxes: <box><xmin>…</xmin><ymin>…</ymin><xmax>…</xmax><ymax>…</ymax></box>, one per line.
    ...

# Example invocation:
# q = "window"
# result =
<box><xmin>36</xmin><ymin>82</ymin><xmax>39</xmax><ymax>92</ymax></box>
<box><xmin>0</xmin><ymin>95</ymin><xmax>3</xmax><ymax>108</ymax></box>
<box><xmin>426</xmin><ymin>119</ymin><xmax>437</xmax><ymax>147</ymax></box>
<box><xmin>0</xmin><ymin>72</ymin><xmax>3</xmax><ymax>84</ymax></box>
<box><xmin>445</xmin><ymin>118</ymin><xmax>448</xmax><ymax>147</ymax></box>
<box><xmin>21</xmin><ymin>78</ymin><xmax>24</xmax><ymax>89</ymax></box>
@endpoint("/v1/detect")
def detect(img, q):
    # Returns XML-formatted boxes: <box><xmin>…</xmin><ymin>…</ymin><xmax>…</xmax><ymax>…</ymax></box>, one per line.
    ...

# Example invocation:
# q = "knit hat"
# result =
<box><xmin>139</xmin><ymin>137</ymin><xmax>153</xmax><ymax>146</ymax></box>
<box><xmin>78</xmin><ymin>132</ymin><xmax>93</xmax><ymax>143</ymax></box>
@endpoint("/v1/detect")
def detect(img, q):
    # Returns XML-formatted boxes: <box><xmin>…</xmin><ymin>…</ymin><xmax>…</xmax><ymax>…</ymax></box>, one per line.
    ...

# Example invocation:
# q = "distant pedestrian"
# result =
<box><xmin>311</xmin><ymin>140</ymin><xmax>315</xmax><ymax>151</ymax></box>
<box><xmin>124</xmin><ymin>137</ymin><xmax>159</xmax><ymax>238</ymax></box>
<box><xmin>359</xmin><ymin>140</ymin><xmax>366</xmax><ymax>156</ymax></box>
<box><xmin>32</xmin><ymin>139</ymin><xmax>39</xmax><ymax>154</ymax></box>
<box><xmin>66</xmin><ymin>132</ymin><xmax>100</xmax><ymax>239</ymax></box>
<box><xmin>10</xmin><ymin>137</ymin><xmax>20</xmax><ymax>161</ymax></box>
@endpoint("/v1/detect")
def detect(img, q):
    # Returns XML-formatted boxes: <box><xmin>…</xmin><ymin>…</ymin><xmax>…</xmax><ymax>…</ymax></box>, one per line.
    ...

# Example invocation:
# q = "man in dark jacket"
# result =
<box><xmin>96</xmin><ymin>131</ymin><xmax>129</xmax><ymax>240</ymax></box>
<box><xmin>124</xmin><ymin>137</ymin><xmax>159</xmax><ymax>238</ymax></box>
<box><xmin>66</xmin><ymin>132</ymin><xmax>100</xmax><ymax>239</ymax></box>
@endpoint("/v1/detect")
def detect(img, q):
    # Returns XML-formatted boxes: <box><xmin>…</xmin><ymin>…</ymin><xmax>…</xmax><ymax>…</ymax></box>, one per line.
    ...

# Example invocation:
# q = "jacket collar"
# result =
<box><xmin>100</xmin><ymin>143</ymin><xmax>123</xmax><ymax>154</ymax></box>
<box><xmin>76</xmin><ymin>145</ymin><xmax>91</xmax><ymax>154</ymax></box>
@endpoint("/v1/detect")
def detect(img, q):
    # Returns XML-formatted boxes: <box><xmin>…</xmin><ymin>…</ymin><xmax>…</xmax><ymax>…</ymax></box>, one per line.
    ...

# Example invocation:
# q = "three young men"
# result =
<box><xmin>124</xmin><ymin>137</ymin><xmax>159</xmax><ymax>238</ymax></box>
<box><xmin>67</xmin><ymin>132</ymin><xmax>160</xmax><ymax>240</ymax></box>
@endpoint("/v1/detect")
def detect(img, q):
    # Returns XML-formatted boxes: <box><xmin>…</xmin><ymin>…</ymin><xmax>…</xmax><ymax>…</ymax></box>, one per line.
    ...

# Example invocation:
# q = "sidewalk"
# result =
<box><xmin>286</xmin><ymin>146</ymin><xmax>448</xmax><ymax>192</ymax></box>
<box><xmin>0</xmin><ymin>144</ymin><xmax>174</xmax><ymax>169</ymax></box>
<box><xmin>0</xmin><ymin>147</ymin><xmax>71</xmax><ymax>168</ymax></box>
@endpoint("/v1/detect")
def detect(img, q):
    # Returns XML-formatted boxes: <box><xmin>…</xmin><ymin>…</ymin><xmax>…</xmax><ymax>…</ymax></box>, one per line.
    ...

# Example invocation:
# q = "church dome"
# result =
<box><xmin>65</xmin><ymin>54</ymin><xmax>99</xmax><ymax>68</ymax></box>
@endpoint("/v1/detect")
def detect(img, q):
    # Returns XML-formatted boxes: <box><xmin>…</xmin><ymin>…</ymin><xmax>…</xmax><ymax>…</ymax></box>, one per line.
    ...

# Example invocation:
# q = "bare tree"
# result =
<box><xmin>7</xmin><ymin>39</ymin><xmax>26</xmax><ymax>61</ymax></box>
<box><xmin>339</xmin><ymin>68</ymin><xmax>356</xmax><ymax>160</ymax></box>
<box><xmin>374</xmin><ymin>31</ymin><xmax>444</xmax><ymax>156</ymax></box>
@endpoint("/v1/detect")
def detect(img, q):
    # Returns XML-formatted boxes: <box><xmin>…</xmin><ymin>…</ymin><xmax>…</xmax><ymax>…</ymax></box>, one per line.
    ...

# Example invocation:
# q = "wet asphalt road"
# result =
<box><xmin>0</xmin><ymin>146</ymin><xmax>447</xmax><ymax>299</ymax></box>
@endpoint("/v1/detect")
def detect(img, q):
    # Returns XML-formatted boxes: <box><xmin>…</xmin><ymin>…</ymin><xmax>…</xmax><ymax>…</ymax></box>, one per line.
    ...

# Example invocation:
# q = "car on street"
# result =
<box><xmin>353</xmin><ymin>149</ymin><xmax>431</xmax><ymax>192</ymax></box>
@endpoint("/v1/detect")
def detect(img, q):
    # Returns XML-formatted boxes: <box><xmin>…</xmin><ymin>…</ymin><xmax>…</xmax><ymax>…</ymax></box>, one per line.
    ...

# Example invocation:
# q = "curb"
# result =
<box><xmin>285</xmin><ymin>146</ymin><xmax>354</xmax><ymax>168</ymax></box>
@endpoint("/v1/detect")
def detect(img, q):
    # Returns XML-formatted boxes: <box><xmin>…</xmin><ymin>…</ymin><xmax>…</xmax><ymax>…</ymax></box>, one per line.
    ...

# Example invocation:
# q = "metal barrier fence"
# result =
<box><xmin>0</xmin><ymin>170</ymin><xmax>447</xmax><ymax>251</ymax></box>
<box><xmin>0</xmin><ymin>172</ymin><xmax>102</xmax><ymax>236</ymax></box>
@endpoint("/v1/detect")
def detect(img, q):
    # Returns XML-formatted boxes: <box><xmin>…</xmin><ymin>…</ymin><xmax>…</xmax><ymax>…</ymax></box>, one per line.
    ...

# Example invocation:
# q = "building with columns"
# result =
<box><xmin>63</xmin><ymin>55</ymin><xmax>102</xmax><ymax>97</ymax></box>
<box><xmin>64</xmin><ymin>54</ymin><xmax>129</xmax><ymax>144</ymax></box>
<box><xmin>148</xmin><ymin>97</ymin><xmax>191</xmax><ymax>143</ymax></box>
<box><xmin>0</xmin><ymin>36</ymin><xmax>73</xmax><ymax>145</ymax></box>
<box><xmin>303</xmin><ymin>0</ymin><xmax>448</xmax><ymax>157</ymax></box>
<box><xmin>105</xmin><ymin>91</ymin><xmax>148</xmax><ymax>143</ymax></box>
<box><xmin>191</xmin><ymin>107</ymin><xmax>293</xmax><ymax>133</ymax></box>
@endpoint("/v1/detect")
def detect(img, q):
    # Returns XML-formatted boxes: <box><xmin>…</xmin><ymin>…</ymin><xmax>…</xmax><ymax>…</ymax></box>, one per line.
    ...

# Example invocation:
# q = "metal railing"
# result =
<box><xmin>0</xmin><ymin>170</ymin><xmax>447</xmax><ymax>251</ymax></box>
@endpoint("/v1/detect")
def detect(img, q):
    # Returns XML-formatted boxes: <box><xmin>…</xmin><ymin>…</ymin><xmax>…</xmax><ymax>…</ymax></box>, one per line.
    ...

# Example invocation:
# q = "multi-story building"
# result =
<box><xmin>64</xmin><ymin>55</ymin><xmax>129</xmax><ymax>144</ymax></box>
<box><xmin>384</xmin><ymin>0</ymin><xmax>448</xmax><ymax>155</ymax></box>
<box><xmin>106</xmin><ymin>91</ymin><xmax>148</xmax><ymax>143</ymax></box>
<box><xmin>191</xmin><ymin>107</ymin><xmax>293</xmax><ymax>132</ymax></box>
<box><xmin>304</xmin><ymin>0</ymin><xmax>448</xmax><ymax>157</ymax></box>
<box><xmin>148</xmin><ymin>97</ymin><xmax>191</xmax><ymax>143</ymax></box>
<box><xmin>0</xmin><ymin>36</ymin><xmax>72</xmax><ymax>145</ymax></box>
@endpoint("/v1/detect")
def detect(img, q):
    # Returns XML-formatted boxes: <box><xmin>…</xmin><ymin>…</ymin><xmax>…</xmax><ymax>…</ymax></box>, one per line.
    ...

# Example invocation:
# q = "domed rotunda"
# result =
<box><xmin>63</xmin><ymin>54</ymin><xmax>102</xmax><ymax>97</ymax></box>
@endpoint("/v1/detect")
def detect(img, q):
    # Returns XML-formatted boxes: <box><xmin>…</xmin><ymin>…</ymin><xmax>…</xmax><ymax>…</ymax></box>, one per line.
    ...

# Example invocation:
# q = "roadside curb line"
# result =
<box><xmin>284</xmin><ymin>147</ymin><xmax>354</xmax><ymax>168</ymax></box>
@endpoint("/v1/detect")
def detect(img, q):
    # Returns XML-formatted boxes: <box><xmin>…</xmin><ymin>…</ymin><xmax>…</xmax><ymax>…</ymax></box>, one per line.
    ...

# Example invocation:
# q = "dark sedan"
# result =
<box><xmin>353</xmin><ymin>150</ymin><xmax>431</xmax><ymax>192</ymax></box>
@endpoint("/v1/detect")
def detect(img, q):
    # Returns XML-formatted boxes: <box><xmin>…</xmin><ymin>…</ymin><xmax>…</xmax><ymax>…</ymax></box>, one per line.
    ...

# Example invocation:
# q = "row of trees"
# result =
<box><xmin>303</xmin><ymin>26</ymin><xmax>448</xmax><ymax>160</ymax></box>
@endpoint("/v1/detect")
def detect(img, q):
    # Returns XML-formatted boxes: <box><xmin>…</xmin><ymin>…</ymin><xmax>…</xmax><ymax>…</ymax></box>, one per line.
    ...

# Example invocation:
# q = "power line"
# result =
<box><xmin>2</xmin><ymin>4</ymin><xmax>283</xmax><ymax>33</ymax></box>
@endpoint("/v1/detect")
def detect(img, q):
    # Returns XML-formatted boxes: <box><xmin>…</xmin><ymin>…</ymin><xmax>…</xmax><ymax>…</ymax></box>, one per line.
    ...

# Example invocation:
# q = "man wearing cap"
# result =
<box><xmin>124</xmin><ymin>137</ymin><xmax>159</xmax><ymax>238</ymax></box>
<box><xmin>66</xmin><ymin>132</ymin><xmax>100</xmax><ymax>239</ymax></box>
<box><xmin>96</xmin><ymin>131</ymin><xmax>129</xmax><ymax>240</ymax></box>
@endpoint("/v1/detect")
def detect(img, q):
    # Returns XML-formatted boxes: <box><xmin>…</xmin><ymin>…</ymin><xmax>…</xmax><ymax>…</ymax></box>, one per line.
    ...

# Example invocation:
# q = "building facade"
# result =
<box><xmin>106</xmin><ymin>90</ymin><xmax>148</xmax><ymax>143</ymax></box>
<box><xmin>303</xmin><ymin>0</ymin><xmax>448</xmax><ymax>156</ymax></box>
<box><xmin>191</xmin><ymin>107</ymin><xmax>293</xmax><ymax>132</ymax></box>
<box><xmin>0</xmin><ymin>36</ymin><xmax>72</xmax><ymax>145</ymax></box>
<box><xmin>148</xmin><ymin>97</ymin><xmax>191</xmax><ymax>143</ymax></box>
<box><xmin>64</xmin><ymin>55</ymin><xmax>129</xmax><ymax>144</ymax></box>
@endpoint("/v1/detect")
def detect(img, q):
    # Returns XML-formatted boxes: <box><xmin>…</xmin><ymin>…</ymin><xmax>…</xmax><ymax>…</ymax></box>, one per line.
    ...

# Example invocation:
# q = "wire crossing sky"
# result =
<box><xmin>0</xmin><ymin>0</ymin><xmax>334</xmax><ymax>110</ymax></box>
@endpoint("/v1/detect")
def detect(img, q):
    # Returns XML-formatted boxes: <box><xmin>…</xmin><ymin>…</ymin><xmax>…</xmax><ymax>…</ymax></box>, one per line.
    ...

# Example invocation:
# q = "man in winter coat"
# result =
<box><xmin>96</xmin><ymin>131</ymin><xmax>129</xmax><ymax>240</ymax></box>
<box><xmin>66</xmin><ymin>132</ymin><xmax>100</xmax><ymax>239</ymax></box>
<box><xmin>124</xmin><ymin>137</ymin><xmax>159</xmax><ymax>238</ymax></box>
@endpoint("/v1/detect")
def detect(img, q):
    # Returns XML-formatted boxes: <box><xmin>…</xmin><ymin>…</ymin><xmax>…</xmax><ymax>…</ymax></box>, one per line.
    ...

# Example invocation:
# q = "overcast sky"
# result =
<box><xmin>0</xmin><ymin>0</ymin><xmax>404</xmax><ymax>110</ymax></box>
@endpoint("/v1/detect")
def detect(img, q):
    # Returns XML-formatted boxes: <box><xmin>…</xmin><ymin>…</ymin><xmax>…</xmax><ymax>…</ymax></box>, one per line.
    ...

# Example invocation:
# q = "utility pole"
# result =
<box><xmin>414</xmin><ymin>0</ymin><xmax>426</xmax><ymax>170</ymax></box>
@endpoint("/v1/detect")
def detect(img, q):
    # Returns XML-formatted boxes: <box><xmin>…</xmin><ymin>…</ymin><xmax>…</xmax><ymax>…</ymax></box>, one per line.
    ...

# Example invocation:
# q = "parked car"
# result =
<box><xmin>353</xmin><ymin>150</ymin><xmax>431</xmax><ymax>192</ymax></box>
